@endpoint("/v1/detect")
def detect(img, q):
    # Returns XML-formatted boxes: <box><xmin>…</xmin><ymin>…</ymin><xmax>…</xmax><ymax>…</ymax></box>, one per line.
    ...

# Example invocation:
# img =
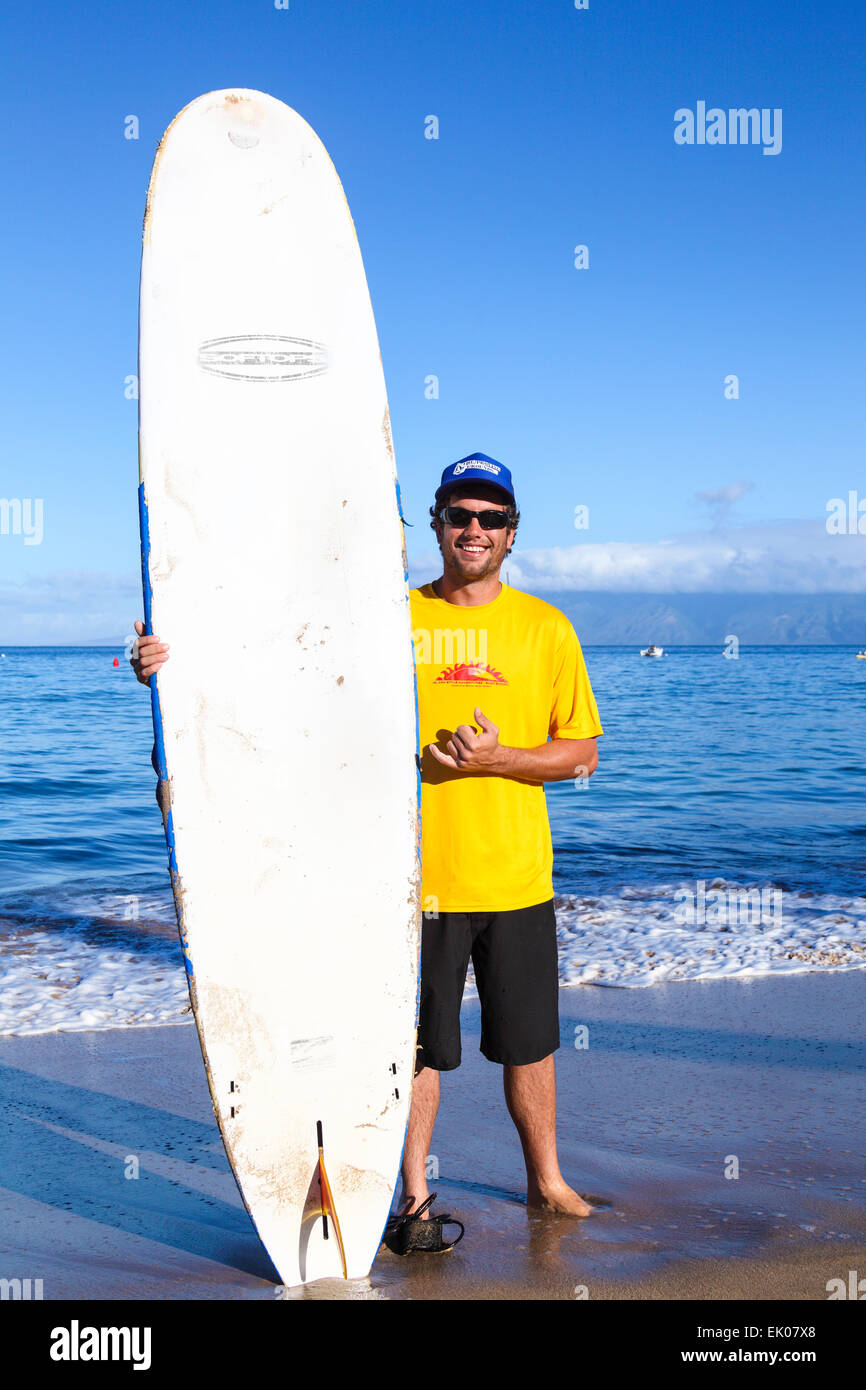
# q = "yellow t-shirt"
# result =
<box><xmin>410</xmin><ymin>581</ymin><xmax>603</xmax><ymax>912</ymax></box>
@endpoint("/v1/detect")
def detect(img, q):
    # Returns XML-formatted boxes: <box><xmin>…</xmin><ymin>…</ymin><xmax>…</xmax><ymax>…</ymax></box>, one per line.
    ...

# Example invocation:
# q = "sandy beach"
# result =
<box><xmin>1</xmin><ymin>969</ymin><xmax>864</xmax><ymax>1301</ymax></box>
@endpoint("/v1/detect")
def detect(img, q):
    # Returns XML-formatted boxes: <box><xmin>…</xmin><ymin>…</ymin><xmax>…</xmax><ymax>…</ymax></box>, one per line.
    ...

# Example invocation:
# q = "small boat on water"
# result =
<box><xmin>857</xmin><ymin>650</ymin><xmax>866</xmax><ymax>659</ymax></box>
<box><xmin>640</xmin><ymin>644</ymin><xmax>664</xmax><ymax>658</ymax></box>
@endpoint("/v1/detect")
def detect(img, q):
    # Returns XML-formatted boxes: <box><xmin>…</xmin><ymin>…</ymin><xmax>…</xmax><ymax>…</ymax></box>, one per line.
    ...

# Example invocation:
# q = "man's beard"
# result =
<box><xmin>445</xmin><ymin>539</ymin><xmax>505</xmax><ymax>579</ymax></box>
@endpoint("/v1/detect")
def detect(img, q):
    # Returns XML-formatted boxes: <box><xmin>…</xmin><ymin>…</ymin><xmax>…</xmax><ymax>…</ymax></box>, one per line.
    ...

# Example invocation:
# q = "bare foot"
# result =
<box><xmin>527</xmin><ymin>1181</ymin><xmax>594</xmax><ymax>1217</ymax></box>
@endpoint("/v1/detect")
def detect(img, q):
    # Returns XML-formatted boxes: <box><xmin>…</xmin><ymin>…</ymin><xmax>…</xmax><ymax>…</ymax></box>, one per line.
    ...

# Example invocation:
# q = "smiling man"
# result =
<box><xmin>132</xmin><ymin>449</ymin><xmax>603</xmax><ymax>1249</ymax></box>
<box><xmin>400</xmin><ymin>451</ymin><xmax>603</xmax><ymax>1239</ymax></box>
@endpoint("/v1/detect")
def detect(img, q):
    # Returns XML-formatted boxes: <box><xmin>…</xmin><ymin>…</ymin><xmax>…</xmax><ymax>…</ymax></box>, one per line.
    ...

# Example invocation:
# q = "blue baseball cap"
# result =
<box><xmin>434</xmin><ymin>452</ymin><xmax>516</xmax><ymax>510</ymax></box>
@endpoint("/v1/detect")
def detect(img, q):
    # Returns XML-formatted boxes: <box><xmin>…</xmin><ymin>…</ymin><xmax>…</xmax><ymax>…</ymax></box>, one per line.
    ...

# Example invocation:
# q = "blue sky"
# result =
<box><xmin>1</xmin><ymin>0</ymin><xmax>864</xmax><ymax>638</ymax></box>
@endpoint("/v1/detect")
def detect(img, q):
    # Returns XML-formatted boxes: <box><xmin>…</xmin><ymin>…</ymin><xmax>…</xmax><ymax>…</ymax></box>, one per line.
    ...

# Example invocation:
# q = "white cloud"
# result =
<box><xmin>0</xmin><ymin>570</ymin><xmax>138</xmax><ymax>643</ymax></box>
<box><xmin>410</xmin><ymin>520</ymin><xmax>866</xmax><ymax>594</ymax></box>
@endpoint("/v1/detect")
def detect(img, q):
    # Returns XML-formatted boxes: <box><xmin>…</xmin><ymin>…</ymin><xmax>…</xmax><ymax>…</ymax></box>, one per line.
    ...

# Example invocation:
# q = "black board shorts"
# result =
<box><xmin>415</xmin><ymin>898</ymin><xmax>560</xmax><ymax>1071</ymax></box>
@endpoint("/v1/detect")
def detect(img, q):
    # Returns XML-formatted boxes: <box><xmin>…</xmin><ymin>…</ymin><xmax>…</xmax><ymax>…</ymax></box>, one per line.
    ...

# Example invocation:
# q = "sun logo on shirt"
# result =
<box><xmin>434</xmin><ymin>662</ymin><xmax>508</xmax><ymax>685</ymax></box>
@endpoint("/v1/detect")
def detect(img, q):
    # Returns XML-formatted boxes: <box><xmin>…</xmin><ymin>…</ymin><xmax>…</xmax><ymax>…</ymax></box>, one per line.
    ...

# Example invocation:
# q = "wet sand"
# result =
<box><xmin>1</xmin><ymin>970</ymin><xmax>864</xmax><ymax>1300</ymax></box>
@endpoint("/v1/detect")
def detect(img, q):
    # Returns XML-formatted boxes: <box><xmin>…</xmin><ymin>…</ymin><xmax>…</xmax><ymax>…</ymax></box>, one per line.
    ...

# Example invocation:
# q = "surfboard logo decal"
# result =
<box><xmin>197</xmin><ymin>335</ymin><xmax>328</xmax><ymax>382</ymax></box>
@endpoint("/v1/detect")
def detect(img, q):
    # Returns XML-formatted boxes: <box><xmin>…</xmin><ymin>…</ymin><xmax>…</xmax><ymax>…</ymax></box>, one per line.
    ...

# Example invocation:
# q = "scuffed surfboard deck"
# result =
<box><xmin>138</xmin><ymin>89</ymin><xmax>421</xmax><ymax>1286</ymax></box>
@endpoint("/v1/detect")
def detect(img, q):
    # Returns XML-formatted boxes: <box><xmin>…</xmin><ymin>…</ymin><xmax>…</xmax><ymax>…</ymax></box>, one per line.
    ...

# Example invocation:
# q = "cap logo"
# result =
<box><xmin>453</xmin><ymin>459</ymin><xmax>501</xmax><ymax>477</ymax></box>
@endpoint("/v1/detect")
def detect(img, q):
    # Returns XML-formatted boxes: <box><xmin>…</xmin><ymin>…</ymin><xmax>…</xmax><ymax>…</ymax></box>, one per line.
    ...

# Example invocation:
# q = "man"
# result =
<box><xmin>132</xmin><ymin>448</ymin><xmax>603</xmax><ymax>1232</ymax></box>
<box><xmin>403</xmin><ymin>452</ymin><xmax>602</xmax><ymax>1229</ymax></box>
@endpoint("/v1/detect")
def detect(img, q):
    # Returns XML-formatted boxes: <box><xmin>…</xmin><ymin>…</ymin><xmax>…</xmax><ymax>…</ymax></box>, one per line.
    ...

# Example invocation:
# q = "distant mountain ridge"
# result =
<box><xmin>530</xmin><ymin>592</ymin><xmax>866</xmax><ymax>645</ymax></box>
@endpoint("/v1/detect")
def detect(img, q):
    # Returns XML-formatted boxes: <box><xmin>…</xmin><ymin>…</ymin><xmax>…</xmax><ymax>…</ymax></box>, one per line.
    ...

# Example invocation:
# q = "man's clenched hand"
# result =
<box><xmin>130</xmin><ymin>619</ymin><xmax>170</xmax><ymax>686</ymax></box>
<box><xmin>428</xmin><ymin>710</ymin><xmax>599</xmax><ymax>784</ymax></box>
<box><xmin>428</xmin><ymin>708</ymin><xmax>504</xmax><ymax>773</ymax></box>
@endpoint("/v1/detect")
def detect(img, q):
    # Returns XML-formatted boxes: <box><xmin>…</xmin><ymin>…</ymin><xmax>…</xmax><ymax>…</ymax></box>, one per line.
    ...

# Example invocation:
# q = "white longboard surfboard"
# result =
<box><xmin>138</xmin><ymin>90</ymin><xmax>421</xmax><ymax>1287</ymax></box>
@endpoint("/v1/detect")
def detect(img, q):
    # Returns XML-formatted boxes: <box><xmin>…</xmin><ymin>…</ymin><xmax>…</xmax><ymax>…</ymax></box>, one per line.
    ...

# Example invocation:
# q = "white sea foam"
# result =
<box><xmin>0</xmin><ymin>924</ymin><xmax>191</xmax><ymax>1034</ymax></box>
<box><xmin>550</xmin><ymin>879</ymin><xmax>866</xmax><ymax>988</ymax></box>
<box><xmin>0</xmin><ymin>893</ymin><xmax>191</xmax><ymax>1035</ymax></box>
<box><xmin>1</xmin><ymin>880</ymin><xmax>864</xmax><ymax>1034</ymax></box>
<box><xmin>459</xmin><ymin>880</ymin><xmax>866</xmax><ymax>995</ymax></box>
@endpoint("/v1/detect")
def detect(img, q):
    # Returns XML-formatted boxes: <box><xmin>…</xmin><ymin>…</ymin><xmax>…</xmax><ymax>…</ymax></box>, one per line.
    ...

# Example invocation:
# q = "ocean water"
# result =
<box><xmin>545</xmin><ymin>645</ymin><xmax>866</xmax><ymax>988</ymax></box>
<box><xmin>1</xmin><ymin>645</ymin><xmax>864</xmax><ymax>1034</ymax></box>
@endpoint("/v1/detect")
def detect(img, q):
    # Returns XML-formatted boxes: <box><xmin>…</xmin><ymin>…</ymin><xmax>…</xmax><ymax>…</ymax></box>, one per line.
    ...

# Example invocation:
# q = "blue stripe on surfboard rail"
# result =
<box><xmin>379</xmin><ymin>474</ymin><xmax>424</xmax><ymax>1258</ymax></box>
<box><xmin>138</xmin><ymin>480</ymin><xmax>193</xmax><ymax>980</ymax></box>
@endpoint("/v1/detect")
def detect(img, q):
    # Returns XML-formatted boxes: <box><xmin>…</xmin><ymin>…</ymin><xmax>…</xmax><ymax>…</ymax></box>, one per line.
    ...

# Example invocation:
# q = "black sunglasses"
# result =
<box><xmin>439</xmin><ymin>505</ymin><xmax>511</xmax><ymax>531</ymax></box>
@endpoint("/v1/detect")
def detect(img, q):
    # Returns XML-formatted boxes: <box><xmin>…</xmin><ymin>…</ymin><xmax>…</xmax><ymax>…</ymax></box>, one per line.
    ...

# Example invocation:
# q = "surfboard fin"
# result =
<box><xmin>316</xmin><ymin>1120</ymin><xmax>348</xmax><ymax>1279</ymax></box>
